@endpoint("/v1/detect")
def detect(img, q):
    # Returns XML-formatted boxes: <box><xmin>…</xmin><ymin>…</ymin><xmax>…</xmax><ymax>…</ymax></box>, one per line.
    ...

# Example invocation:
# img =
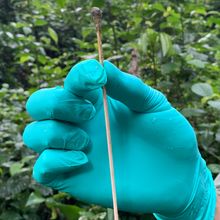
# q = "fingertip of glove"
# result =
<box><xmin>32</xmin><ymin>150</ymin><xmax>88</xmax><ymax>185</ymax></box>
<box><xmin>22</xmin><ymin>122</ymin><xmax>36</xmax><ymax>150</ymax></box>
<box><xmin>25</xmin><ymin>88</ymin><xmax>55</xmax><ymax>120</ymax></box>
<box><xmin>65</xmin><ymin>129</ymin><xmax>90</xmax><ymax>151</ymax></box>
<box><xmin>103</xmin><ymin>60</ymin><xmax>120</xmax><ymax>74</ymax></box>
<box><xmin>64</xmin><ymin>59</ymin><xmax>107</xmax><ymax>94</ymax></box>
<box><xmin>71</xmin><ymin>151</ymin><xmax>88</xmax><ymax>165</ymax></box>
<box><xmin>79</xmin><ymin>104</ymin><xmax>96</xmax><ymax>121</ymax></box>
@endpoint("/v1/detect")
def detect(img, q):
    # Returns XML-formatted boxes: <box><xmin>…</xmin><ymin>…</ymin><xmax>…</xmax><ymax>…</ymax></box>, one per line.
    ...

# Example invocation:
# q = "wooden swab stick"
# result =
<box><xmin>91</xmin><ymin>7</ymin><xmax>119</xmax><ymax>220</ymax></box>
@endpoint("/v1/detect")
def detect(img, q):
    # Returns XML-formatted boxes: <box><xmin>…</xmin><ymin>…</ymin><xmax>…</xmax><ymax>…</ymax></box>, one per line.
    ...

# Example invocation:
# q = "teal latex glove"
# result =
<box><xmin>23</xmin><ymin>59</ymin><xmax>216</xmax><ymax>219</ymax></box>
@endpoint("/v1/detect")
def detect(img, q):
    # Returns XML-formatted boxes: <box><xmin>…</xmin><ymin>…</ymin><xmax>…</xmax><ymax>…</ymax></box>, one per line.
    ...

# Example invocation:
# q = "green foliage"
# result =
<box><xmin>0</xmin><ymin>0</ymin><xmax>220</xmax><ymax>219</ymax></box>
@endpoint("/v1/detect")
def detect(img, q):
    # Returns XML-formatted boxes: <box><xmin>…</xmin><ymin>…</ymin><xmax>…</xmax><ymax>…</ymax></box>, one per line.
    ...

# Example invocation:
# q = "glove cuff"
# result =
<box><xmin>154</xmin><ymin>159</ymin><xmax>217</xmax><ymax>220</ymax></box>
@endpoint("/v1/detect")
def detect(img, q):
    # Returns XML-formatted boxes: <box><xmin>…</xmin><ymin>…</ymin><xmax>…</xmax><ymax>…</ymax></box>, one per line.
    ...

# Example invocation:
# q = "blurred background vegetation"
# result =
<box><xmin>0</xmin><ymin>0</ymin><xmax>220</xmax><ymax>219</ymax></box>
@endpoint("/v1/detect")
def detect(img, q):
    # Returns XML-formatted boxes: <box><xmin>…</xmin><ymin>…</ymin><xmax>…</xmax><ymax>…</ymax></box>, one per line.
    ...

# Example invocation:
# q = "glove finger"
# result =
<box><xmin>26</xmin><ymin>86</ymin><xmax>96</xmax><ymax>123</ymax></box>
<box><xmin>104</xmin><ymin>60</ymin><xmax>171</xmax><ymax>112</ymax></box>
<box><xmin>64</xmin><ymin>59</ymin><xmax>106</xmax><ymax>105</ymax></box>
<box><xmin>23</xmin><ymin>120</ymin><xmax>89</xmax><ymax>153</ymax></box>
<box><xmin>33</xmin><ymin>149</ymin><xmax>88</xmax><ymax>185</ymax></box>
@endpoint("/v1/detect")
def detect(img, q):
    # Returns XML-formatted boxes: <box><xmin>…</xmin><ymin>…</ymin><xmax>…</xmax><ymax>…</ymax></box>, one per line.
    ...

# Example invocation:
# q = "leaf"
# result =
<box><xmin>160</xmin><ymin>33</ymin><xmax>172</xmax><ymax>57</ymax></box>
<box><xmin>82</xmin><ymin>27</ymin><xmax>92</xmax><ymax>39</ymax></box>
<box><xmin>6</xmin><ymin>32</ymin><xmax>14</xmax><ymax>39</ymax></box>
<box><xmin>21</xmin><ymin>155</ymin><xmax>35</xmax><ymax>164</ymax></box>
<box><xmin>207</xmin><ymin>16</ymin><xmax>220</xmax><ymax>26</ymax></box>
<box><xmin>198</xmin><ymin>33</ymin><xmax>212</xmax><ymax>43</ymax></box>
<box><xmin>46</xmin><ymin>199</ymin><xmax>81</xmax><ymax>220</ymax></box>
<box><xmin>58</xmin><ymin>204</ymin><xmax>82</xmax><ymax>219</ymax></box>
<box><xmin>200</xmin><ymin>130</ymin><xmax>214</xmax><ymax>150</ymax></box>
<box><xmin>187</xmin><ymin>59</ymin><xmax>205</xmax><ymax>68</ymax></box>
<box><xmin>138</xmin><ymin>33</ymin><xmax>148</xmax><ymax>54</ymax></box>
<box><xmin>9</xmin><ymin>162</ymin><xmax>24</xmax><ymax>176</ymax></box>
<box><xmin>22</xmin><ymin>27</ymin><xmax>32</xmax><ymax>35</ymax></box>
<box><xmin>19</xmin><ymin>54</ymin><xmax>30</xmax><ymax>63</ymax></box>
<box><xmin>192</xmin><ymin>6</ymin><xmax>206</xmax><ymax>15</ymax></box>
<box><xmin>56</xmin><ymin>0</ymin><xmax>67</xmax><ymax>8</ymax></box>
<box><xmin>146</xmin><ymin>29</ymin><xmax>158</xmax><ymax>46</ymax></box>
<box><xmin>26</xmin><ymin>192</ymin><xmax>45</xmax><ymax>207</ymax></box>
<box><xmin>216</xmin><ymin>129</ymin><xmax>220</xmax><ymax>142</ymax></box>
<box><xmin>107</xmin><ymin>55</ymin><xmax>124</xmax><ymax>61</ymax></box>
<box><xmin>153</xmin><ymin>3</ymin><xmax>165</xmax><ymax>11</ymax></box>
<box><xmin>79</xmin><ymin>211</ymin><xmax>94</xmax><ymax>218</ymax></box>
<box><xmin>215</xmin><ymin>174</ymin><xmax>220</xmax><ymax>193</ymax></box>
<box><xmin>80</xmin><ymin>53</ymin><xmax>97</xmax><ymax>60</ymax></box>
<box><xmin>37</xmin><ymin>55</ymin><xmax>47</xmax><ymax>64</ymax></box>
<box><xmin>208</xmin><ymin>100</ymin><xmax>220</xmax><ymax>111</ymax></box>
<box><xmin>0</xmin><ymin>175</ymin><xmax>30</xmax><ymax>199</ymax></box>
<box><xmin>92</xmin><ymin>0</ymin><xmax>105</xmax><ymax>7</ymax></box>
<box><xmin>73</xmin><ymin>38</ymin><xmax>93</xmax><ymax>49</ymax></box>
<box><xmin>161</xmin><ymin>62</ymin><xmax>180</xmax><ymax>74</ymax></box>
<box><xmin>215</xmin><ymin>51</ymin><xmax>220</xmax><ymax>61</ymax></box>
<box><xmin>48</xmin><ymin>27</ymin><xmax>58</xmax><ymax>44</ymax></box>
<box><xmin>187</xmin><ymin>48</ymin><xmax>208</xmax><ymax>61</ymax></box>
<box><xmin>208</xmin><ymin>164</ymin><xmax>220</xmax><ymax>174</ymax></box>
<box><xmin>34</xmin><ymin>19</ymin><xmax>48</xmax><ymax>26</ymax></box>
<box><xmin>191</xmin><ymin>83</ymin><xmax>213</xmax><ymax>97</ymax></box>
<box><xmin>107</xmin><ymin>209</ymin><xmax>114</xmax><ymax>220</ymax></box>
<box><xmin>0</xmin><ymin>211</ymin><xmax>22</xmax><ymax>220</ymax></box>
<box><xmin>181</xmin><ymin>108</ymin><xmax>206</xmax><ymax>117</ymax></box>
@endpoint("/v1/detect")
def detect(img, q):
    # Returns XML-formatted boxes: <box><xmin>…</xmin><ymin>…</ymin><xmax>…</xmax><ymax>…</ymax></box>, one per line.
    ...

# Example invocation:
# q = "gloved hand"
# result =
<box><xmin>23</xmin><ymin>59</ymin><xmax>216</xmax><ymax>219</ymax></box>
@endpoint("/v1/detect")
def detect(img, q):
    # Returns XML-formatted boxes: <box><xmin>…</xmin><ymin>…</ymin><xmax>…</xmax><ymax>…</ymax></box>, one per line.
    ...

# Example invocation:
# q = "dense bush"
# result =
<box><xmin>0</xmin><ymin>0</ymin><xmax>219</xmax><ymax>219</ymax></box>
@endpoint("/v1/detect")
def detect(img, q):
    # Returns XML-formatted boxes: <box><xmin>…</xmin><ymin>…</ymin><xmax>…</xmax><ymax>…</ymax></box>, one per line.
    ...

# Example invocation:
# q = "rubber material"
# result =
<box><xmin>23</xmin><ymin>59</ymin><xmax>216</xmax><ymax>218</ymax></box>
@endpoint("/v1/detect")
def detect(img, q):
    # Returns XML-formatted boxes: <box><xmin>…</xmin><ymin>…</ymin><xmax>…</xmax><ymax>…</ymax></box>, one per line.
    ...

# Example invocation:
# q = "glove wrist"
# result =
<box><xmin>154</xmin><ymin>159</ymin><xmax>216</xmax><ymax>220</ymax></box>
